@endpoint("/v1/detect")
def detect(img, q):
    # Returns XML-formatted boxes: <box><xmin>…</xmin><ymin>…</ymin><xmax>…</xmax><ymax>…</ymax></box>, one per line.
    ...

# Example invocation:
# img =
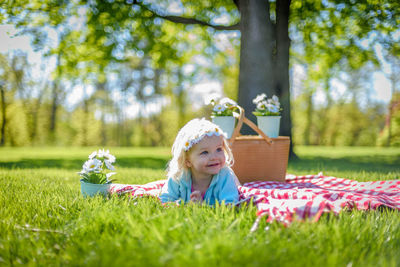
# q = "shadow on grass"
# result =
<box><xmin>0</xmin><ymin>156</ymin><xmax>170</xmax><ymax>170</ymax></box>
<box><xmin>289</xmin><ymin>154</ymin><xmax>400</xmax><ymax>174</ymax></box>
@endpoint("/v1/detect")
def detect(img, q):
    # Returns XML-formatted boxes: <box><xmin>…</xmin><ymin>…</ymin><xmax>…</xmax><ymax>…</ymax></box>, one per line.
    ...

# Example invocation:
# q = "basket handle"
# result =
<box><xmin>230</xmin><ymin>106</ymin><xmax>273</xmax><ymax>145</ymax></box>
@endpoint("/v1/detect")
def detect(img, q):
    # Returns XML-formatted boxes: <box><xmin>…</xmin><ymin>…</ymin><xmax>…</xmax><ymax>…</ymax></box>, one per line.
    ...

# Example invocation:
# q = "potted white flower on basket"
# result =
<box><xmin>208</xmin><ymin>97</ymin><xmax>239</xmax><ymax>138</ymax></box>
<box><xmin>78</xmin><ymin>149</ymin><xmax>117</xmax><ymax>197</ymax></box>
<box><xmin>252</xmin><ymin>94</ymin><xmax>282</xmax><ymax>138</ymax></box>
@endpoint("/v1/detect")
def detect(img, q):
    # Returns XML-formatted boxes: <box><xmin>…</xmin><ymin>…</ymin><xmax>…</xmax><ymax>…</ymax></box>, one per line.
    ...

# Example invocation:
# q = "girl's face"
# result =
<box><xmin>186</xmin><ymin>135</ymin><xmax>226</xmax><ymax>181</ymax></box>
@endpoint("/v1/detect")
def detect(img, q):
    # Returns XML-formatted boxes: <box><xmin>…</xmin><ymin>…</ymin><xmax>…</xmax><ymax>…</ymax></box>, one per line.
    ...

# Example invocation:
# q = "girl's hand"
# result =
<box><xmin>190</xmin><ymin>190</ymin><xmax>202</xmax><ymax>203</ymax></box>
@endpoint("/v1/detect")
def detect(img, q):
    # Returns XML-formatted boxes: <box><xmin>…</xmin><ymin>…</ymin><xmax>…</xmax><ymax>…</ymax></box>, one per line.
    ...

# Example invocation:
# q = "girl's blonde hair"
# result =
<box><xmin>167</xmin><ymin>118</ymin><xmax>234</xmax><ymax>181</ymax></box>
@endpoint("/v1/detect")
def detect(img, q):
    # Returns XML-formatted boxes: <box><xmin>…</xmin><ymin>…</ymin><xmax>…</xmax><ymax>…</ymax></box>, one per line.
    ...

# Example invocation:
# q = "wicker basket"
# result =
<box><xmin>228</xmin><ymin>107</ymin><xmax>290</xmax><ymax>184</ymax></box>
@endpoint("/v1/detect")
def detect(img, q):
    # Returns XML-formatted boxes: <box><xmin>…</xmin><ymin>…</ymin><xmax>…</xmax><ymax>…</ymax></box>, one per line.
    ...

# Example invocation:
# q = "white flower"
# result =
<box><xmin>88</xmin><ymin>151</ymin><xmax>97</xmax><ymax>159</ymax></box>
<box><xmin>79</xmin><ymin>149</ymin><xmax>118</xmax><ymax>184</ymax></box>
<box><xmin>253</xmin><ymin>94</ymin><xmax>282</xmax><ymax>116</ymax></box>
<box><xmin>271</xmin><ymin>95</ymin><xmax>280</xmax><ymax>104</ymax></box>
<box><xmin>272</xmin><ymin>105</ymin><xmax>280</xmax><ymax>113</ymax></box>
<box><xmin>97</xmin><ymin>148</ymin><xmax>106</xmax><ymax>158</ymax></box>
<box><xmin>204</xmin><ymin>93</ymin><xmax>221</xmax><ymax>105</ymax></box>
<box><xmin>257</xmin><ymin>102</ymin><xmax>267</xmax><ymax>110</ymax></box>
<box><xmin>106</xmin><ymin>172</ymin><xmax>116</xmax><ymax>179</ymax></box>
<box><xmin>104</xmin><ymin>160</ymin><xmax>115</xmax><ymax>171</ymax></box>
<box><xmin>213</xmin><ymin>104</ymin><xmax>226</xmax><ymax>113</ymax></box>
<box><xmin>253</xmin><ymin>93</ymin><xmax>267</xmax><ymax>104</ymax></box>
<box><xmin>184</xmin><ymin>141</ymin><xmax>191</xmax><ymax>151</ymax></box>
<box><xmin>267</xmin><ymin>104</ymin><xmax>279</xmax><ymax>113</ymax></box>
<box><xmin>268</xmin><ymin>98</ymin><xmax>280</xmax><ymax>109</ymax></box>
<box><xmin>219</xmin><ymin>97</ymin><xmax>237</xmax><ymax>106</ymax></box>
<box><xmin>96</xmin><ymin>149</ymin><xmax>116</xmax><ymax>163</ymax></box>
<box><xmin>83</xmin><ymin>158</ymin><xmax>102</xmax><ymax>172</ymax></box>
<box><xmin>103</xmin><ymin>151</ymin><xmax>116</xmax><ymax>163</ymax></box>
<box><xmin>97</xmin><ymin>149</ymin><xmax>104</xmax><ymax>158</ymax></box>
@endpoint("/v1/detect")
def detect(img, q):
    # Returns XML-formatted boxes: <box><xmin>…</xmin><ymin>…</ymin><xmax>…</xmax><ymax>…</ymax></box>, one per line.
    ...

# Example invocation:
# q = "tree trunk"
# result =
<box><xmin>387</xmin><ymin>102</ymin><xmax>392</xmax><ymax>147</ymax></box>
<box><xmin>237</xmin><ymin>0</ymin><xmax>295</xmax><ymax>157</ymax></box>
<box><xmin>49</xmin><ymin>83</ymin><xmax>58</xmax><ymax>142</ymax></box>
<box><xmin>49</xmin><ymin>52</ymin><xmax>62</xmax><ymax>143</ymax></box>
<box><xmin>275</xmin><ymin>0</ymin><xmax>294</xmax><ymax>157</ymax></box>
<box><xmin>176</xmin><ymin>68</ymin><xmax>186</xmax><ymax>128</ymax></box>
<box><xmin>0</xmin><ymin>84</ymin><xmax>6</xmax><ymax>146</ymax></box>
<box><xmin>96</xmin><ymin>82</ymin><xmax>108</xmax><ymax>146</ymax></box>
<box><xmin>303</xmin><ymin>92</ymin><xmax>313</xmax><ymax>146</ymax></box>
<box><xmin>318</xmin><ymin>77</ymin><xmax>331</xmax><ymax>145</ymax></box>
<box><xmin>154</xmin><ymin>68</ymin><xmax>164</xmax><ymax>145</ymax></box>
<box><xmin>100</xmin><ymin>112</ymin><xmax>107</xmax><ymax>145</ymax></box>
<box><xmin>237</xmin><ymin>0</ymin><xmax>275</xmax><ymax>134</ymax></box>
<box><xmin>29</xmin><ymin>87</ymin><xmax>45</xmax><ymax>145</ymax></box>
<box><xmin>82</xmin><ymin>96</ymin><xmax>89</xmax><ymax>146</ymax></box>
<box><xmin>387</xmin><ymin>64</ymin><xmax>397</xmax><ymax>147</ymax></box>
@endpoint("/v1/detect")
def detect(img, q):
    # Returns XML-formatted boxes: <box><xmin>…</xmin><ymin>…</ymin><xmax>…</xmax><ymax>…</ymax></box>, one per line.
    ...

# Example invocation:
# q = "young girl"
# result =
<box><xmin>160</xmin><ymin>118</ymin><xmax>240</xmax><ymax>205</ymax></box>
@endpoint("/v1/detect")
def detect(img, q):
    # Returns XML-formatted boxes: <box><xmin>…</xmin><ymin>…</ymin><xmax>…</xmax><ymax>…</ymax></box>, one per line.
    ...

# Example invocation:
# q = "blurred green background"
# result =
<box><xmin>0</xmin><ymin>1</ymin><xmax>399</xmax><ymax>149</ymax></box>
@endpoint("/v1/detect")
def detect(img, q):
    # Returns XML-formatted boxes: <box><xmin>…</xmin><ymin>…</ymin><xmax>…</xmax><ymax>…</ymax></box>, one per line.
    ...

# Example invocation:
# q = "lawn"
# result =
<box><xmin>0</xmin><ymin>146</ymin><xmax>399</xmax><ymax>266</ymax></box>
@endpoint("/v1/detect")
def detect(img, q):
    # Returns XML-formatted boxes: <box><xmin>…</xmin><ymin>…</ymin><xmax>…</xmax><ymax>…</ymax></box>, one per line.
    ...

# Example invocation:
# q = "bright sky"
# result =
<box><xmin>0</xmin><ymin>25</ymin><xmax>39</xmax><ymax>60</ymax></box>
<box><xmin>0</xmin><ymin>24</ymin><xmax>393</xmax><ymax>112</ymax></box>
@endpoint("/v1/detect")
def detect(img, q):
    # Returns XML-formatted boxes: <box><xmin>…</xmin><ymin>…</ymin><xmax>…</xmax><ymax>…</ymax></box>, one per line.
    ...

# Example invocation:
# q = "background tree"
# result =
<box><xmin>382</xmin><ymin>41</ymin><xmax>400</xmax><ymax>146</ymax></box>
<box><xmin>0</xmin><ymin>52</ymin><xmax>31</xmax><ymax>146</ymax></box>
<box><xmin>1</xmin><ymin>0</ymin><xmax>400</xmax><ymax>149</ymax></box>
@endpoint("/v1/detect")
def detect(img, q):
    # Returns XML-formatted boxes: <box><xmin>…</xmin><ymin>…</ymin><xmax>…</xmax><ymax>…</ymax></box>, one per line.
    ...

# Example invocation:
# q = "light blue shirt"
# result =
<box><xmin>160</xmin><ymin>166</ymin><xmax>240</xmax><ymax>205</ymax></box>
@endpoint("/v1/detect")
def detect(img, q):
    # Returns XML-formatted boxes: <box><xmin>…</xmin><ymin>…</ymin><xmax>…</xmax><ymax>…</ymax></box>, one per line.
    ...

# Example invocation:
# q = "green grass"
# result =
<box><xmin>0</xmin><ymin>146</ymin><xmax>399</xmax><ymax>266</ymax></box>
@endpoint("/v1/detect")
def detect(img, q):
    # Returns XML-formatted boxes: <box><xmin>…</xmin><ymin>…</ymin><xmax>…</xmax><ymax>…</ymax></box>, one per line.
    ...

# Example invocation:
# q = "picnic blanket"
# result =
<box><xmin>110</xmin><ymin>174</ymin><xmax>400</xmax><ymax>227</ymax></box>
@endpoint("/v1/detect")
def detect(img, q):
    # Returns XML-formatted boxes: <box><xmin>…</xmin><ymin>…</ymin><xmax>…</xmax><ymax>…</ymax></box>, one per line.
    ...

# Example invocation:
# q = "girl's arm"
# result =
<box><xmin>159</xmin><ymin>178</ymin><xmax>181</xmax><ymax>203</ymax></box>
<box><xmin>218</xmin><ymin>170</ymin><xmax>240</xmax><ymax>204</ymax></box>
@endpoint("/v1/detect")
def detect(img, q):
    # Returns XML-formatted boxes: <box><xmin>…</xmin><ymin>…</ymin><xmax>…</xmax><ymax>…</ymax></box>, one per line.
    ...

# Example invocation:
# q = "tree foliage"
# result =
<box><xmin>1</xmin><ymin>0</ymin><xmax>400</xmax><ymax>147</ymax></box>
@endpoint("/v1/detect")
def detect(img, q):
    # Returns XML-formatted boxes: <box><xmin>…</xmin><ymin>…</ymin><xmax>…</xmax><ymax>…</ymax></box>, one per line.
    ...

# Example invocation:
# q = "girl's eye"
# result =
<box><xmin>200</xmin><ymin>151</ymin><xmax>208</xmax><ymax>155</ymax></box>
<box><xmin>217</xmin><ymin>147</ymin><xmax>223</xmax><ymax>152</ymax></box>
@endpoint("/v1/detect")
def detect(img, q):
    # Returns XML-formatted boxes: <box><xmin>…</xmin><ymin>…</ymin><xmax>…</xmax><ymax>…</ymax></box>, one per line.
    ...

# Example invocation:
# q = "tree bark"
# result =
<box><xmin>49</xmin><ymin>52</ymin><xmax>62</xmax><ymax>143</ymax></box>
<box><xmin>275</xmin><ymin>0</ymin><xmax>294</xmax><ymax>157</ymax></box>
<box><xmin>0</xmin><ymin>84</ymin><xmax>6</xmax><ymax>146</ymax></box>
<box><xmin>237</xmin><ymin>0</ymin><xmax>295</xmax><ymax>157</ymax></box>
<box><xmin>82</xmin><ymin>89</ymin><xmax>89</xmax><ymax>147</ymax></box>
<box><xmin>29</xmin><ymin>87</ymin><xmax>45</xmax><ymax>144</ymax></box>
<box><xmin>237</xmin><ymin>0</ymin><xmax>275</xmax><ymax>134</ymax></box>
<box><xmin>176</xmin><ymin>68</ymin><xmax>186</xmax><ymax>128</ymax></box>
<box><xmin>275</xmin><ymin>0</ymin><xmax>291</xmax><ymax>132</ymax></box>
<box><xmin>387</xmin><ymin>63</ymin><xmax>397</xmax><ymax>146</ymax></box>
<box><xmin>49</xmin><ymin>83</ymin><xmax>58</xmax><ymax>143</ymax></box>
<box><xmin>96</xmin><ymin>82</ymin><xmax>108</xmax><ymax>146</ymax></box>
<box><xmin>303</xmin><ymin>91</ymin><xmax>313</xmax><ymax>146</ymax></box>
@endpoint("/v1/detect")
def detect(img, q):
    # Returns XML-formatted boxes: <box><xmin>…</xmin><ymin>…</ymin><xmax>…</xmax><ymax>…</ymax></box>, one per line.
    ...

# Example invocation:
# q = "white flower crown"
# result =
<box><xmin>183</xmin><ymin>127</ymin><xmax>227</xmax><ymax>152</ymax></box>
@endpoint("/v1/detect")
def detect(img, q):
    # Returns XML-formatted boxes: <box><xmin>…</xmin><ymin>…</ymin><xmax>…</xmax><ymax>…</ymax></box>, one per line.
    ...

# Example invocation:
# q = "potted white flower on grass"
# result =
<box><xmin>252</xmin><ymin>94</ymin><xmax>282</xmax><ymax>138</ymax></box>
<box><xmin>78</xmin><ymin>149</ymin><xmax>117</xmax><ymax>197</ymax></box>
<box><xmin>208</xmin><ymin>97</ymin><xmax>239</xmax><ymax>138</ymax></box>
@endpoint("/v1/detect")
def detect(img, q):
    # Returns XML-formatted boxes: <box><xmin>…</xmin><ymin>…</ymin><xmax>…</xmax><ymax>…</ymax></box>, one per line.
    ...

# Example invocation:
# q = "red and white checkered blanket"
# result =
<box><xmin>110</xmin><ymin>174</ymin><xmax>400</xmax><ymax>226</ymax></box>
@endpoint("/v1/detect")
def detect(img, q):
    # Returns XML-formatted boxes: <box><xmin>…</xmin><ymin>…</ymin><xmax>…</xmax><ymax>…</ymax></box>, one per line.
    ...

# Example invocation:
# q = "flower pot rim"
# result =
<box><xmin>80</xmin><ymin>179</ymin><xmax>112</xmax><ymax>185</ymax></box>
<box><xmin>255</xmin><ymin>115</ymin><xmax>281</xmax><ymax>117</ymax></box>
<box><xmin>211</xmin><ymin>115</ymin><xmax>235</xmax><ymax>118</ymax></box>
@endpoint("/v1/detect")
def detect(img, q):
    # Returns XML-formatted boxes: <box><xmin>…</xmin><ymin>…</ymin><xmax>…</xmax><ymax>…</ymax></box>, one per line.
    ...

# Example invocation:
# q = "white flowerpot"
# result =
<box><xmin>256</xmin><ymin>116</ymin><xmax>281</xmax><ymax>138</ymax></box>
<box><xmin>80</xmin><ymin>179</ymin><xmax>111</xmax><ymax>197</ymax></box>
<box><xmin>212</xmin><ymin>116</ymin><xmax>235</xmax><ymax>139</ymax></box>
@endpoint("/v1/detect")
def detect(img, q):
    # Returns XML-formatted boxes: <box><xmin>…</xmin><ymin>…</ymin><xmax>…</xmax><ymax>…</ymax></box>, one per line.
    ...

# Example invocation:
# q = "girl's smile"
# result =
<box><xmin>186</xmin><ymin>135</ymin><xmax>226</xmax><ymax>182</ymax></box>
<box><xmin>206</xmin><ymin>163</ymin><xmax>220</xmax><ymax>167</ymax></box>
<box><xmin>161</xmin><ymin>117</ymin><xmax>239</xmax><ymax>205</ymax></box>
